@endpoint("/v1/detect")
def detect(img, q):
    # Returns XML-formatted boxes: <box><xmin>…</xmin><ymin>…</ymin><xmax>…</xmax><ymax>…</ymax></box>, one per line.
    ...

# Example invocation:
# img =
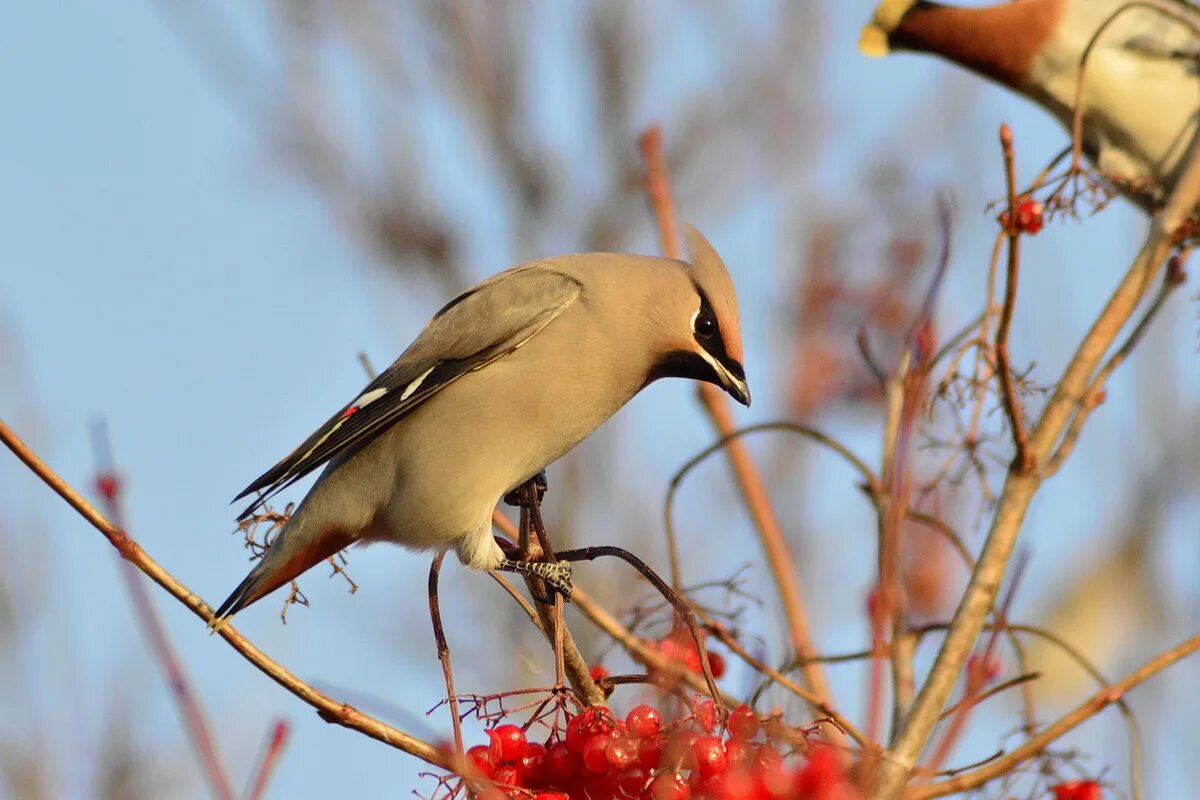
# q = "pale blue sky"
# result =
<box><xmin>1</xmin><ymin>2</ymin><xmax>1196</xmax><ymax>798</ymax></box>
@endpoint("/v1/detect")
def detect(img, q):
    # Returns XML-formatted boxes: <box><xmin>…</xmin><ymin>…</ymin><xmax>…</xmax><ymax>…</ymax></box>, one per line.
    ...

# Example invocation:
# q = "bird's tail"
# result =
<box><xmin>211</xmin><ymin>522</ymin><xmax>356</xmax><ymax>628</ymax></box>
<box><xmin>859</xmin><ymin>0</ymin><xmax>919</xmax><ymax>56</ymax></box>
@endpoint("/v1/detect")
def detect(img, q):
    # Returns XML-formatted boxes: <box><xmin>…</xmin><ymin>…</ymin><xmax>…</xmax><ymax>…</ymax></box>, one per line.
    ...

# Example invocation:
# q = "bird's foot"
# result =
<box><xmin>503</xmin><ymin>471</ymin><xmax>548</xmax><ymax>508</ymax></box>
<box><xmin>499</xmin><ymin>557</ymin><xmax>572</xmax><ymax>601</ymax></box>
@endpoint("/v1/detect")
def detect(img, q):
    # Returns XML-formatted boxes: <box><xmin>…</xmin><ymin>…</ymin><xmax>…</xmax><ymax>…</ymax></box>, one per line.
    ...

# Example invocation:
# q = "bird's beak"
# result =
<box><xmin>713</xmin><ymin>358</ymin><xmax>751</xmax><ymax>407</ymax></box>
<box><xmin>691</xmin><ymin>347</ymin><xmax>751</xmax><ymax>407</ymax></box>
<box><xmin>724</xmin><ymin>375</ymin><xmax>751</xmax><ymax>407</ymax></box>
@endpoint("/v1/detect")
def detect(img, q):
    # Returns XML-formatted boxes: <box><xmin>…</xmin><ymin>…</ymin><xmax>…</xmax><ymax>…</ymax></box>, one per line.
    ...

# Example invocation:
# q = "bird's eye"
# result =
<box><xmin>693</xmin><ymin>312</ymin><xmax>716</xmax><ymax>339</ymax></box>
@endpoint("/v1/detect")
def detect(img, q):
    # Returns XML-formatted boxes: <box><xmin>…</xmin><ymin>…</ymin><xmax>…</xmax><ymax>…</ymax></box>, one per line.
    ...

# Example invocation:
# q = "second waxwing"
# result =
<box><xmin>214</xmin><ymin>226</ymin><xmax>750</xmax><ymax>621</ymax></box>
<box><xmin>859</xmin><ymin>0</ymin><xmax>1200</xmax><ymax>212</ymax></box>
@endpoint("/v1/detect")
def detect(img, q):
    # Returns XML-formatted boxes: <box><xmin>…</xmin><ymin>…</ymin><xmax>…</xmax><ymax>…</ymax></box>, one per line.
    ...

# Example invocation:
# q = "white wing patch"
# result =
<box><xmin>399</xmin><ymin>365</ymin><xmax>436</xmax><ymax>402</ymax></box>
<box><xmin>355</xmin><ymin>386</ymin><xmax>389</xmax><ymax>407</ymax></box>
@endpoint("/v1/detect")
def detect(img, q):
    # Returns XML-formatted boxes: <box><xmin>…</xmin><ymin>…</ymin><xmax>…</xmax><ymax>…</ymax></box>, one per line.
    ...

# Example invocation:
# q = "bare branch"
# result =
<box><xmin>914</xmin><ymin>633</ymin><xmax>1200</xmax><ymax>798</ymax></box>
<box><xmin>0</xmin><ymin>417</ymin><xmax>449</xmax><ymax>769</ymax></box>
<box><xmin>873</xmin><ymin>127</ymin><xmax>1200</xmax><ymax>798</ymax></box>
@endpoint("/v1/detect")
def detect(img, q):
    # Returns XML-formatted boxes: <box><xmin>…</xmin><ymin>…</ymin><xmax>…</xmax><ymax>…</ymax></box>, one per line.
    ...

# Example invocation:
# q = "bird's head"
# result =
<box><xmin>647</xmin><ymin>225</ymin><xmax>751</xmax><ymax>407</ymax></box>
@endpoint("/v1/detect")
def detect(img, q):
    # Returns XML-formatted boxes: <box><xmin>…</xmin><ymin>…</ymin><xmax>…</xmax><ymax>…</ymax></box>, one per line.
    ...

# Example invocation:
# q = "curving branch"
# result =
<box><xmin>0</xmin><ymin>417</ymin><xmax>449</xmax><ymax>769</ymax></box>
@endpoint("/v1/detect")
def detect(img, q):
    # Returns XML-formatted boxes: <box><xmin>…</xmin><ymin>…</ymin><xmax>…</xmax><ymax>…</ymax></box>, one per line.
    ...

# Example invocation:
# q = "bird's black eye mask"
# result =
<box><xmin>645</xmin><ymin>287</ymin><xmax>745</xmax><ymax>389</ymax></box>
<box><xmin>690</xmin><ymin>288</ymin><xmax>744</xmax><ymax>381</ymax></box>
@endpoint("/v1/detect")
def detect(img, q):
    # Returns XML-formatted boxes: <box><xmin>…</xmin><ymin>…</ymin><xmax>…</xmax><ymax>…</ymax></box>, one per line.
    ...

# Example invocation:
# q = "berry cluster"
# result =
<box><xmin>1002</xmin><ymin>198</ymin><xmax>1045</xmax><ymax>235</ymax></box>
<box><xmin>457</xmin><ymin>702</ymin><xmax>858</xmax><ymax>800</ymax></box>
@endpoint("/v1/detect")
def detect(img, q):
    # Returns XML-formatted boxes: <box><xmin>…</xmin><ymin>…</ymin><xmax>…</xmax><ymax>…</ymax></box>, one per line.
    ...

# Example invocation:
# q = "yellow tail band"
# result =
<box><xmin>858</xmin><ymin>0</ymin><xmax>920</xmax><ymax>57</ymax></box>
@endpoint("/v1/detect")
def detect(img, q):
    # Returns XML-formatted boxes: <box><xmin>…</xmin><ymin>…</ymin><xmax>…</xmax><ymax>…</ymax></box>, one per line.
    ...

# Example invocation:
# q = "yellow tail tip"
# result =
<box><xmin>207</xmin><ymin>615</ymin><xmax>233</xmax><ymax>635</ymax></box>
<box><xmin>858</xmin><ymin>25</ymin><xmax>891</xmax><ymax>57</ymax></box>
<box><xmin>859</xmin><ymin>0</ymin><xmax>920</xmax><ymax>56</ymax></box>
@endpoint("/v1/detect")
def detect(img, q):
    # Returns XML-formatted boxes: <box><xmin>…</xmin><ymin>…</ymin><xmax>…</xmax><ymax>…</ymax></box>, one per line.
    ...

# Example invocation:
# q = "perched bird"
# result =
<box><xmin>859</xmin><ymin>0</ymin><xmax>1200</xmax><ymax>211</ymax></box>
<box><xmin>214</xmin><ymin>226</ymin><xmax>750</xmax><ymax>621</ymax></box>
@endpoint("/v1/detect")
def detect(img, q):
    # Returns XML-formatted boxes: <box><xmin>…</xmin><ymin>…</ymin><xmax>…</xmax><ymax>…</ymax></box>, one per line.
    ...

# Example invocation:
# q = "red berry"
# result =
<box><xmin>605</xmin><ymin>736</ymin><xmax>638</xmax><ymax>771</ymax></box>
<box><xmin>650</xmin><ymin>772</ymin><xmax>691</xmax><ymax>800</ymax></box>
<box><xmin>520</xmin><ymin>742</ymin><xmax>547</xmax><ymax>780</ymax></box>
<box><xmin>1014</xmin><ymin>198</ymin><xmax>1045</xmax><ymax>234</ymax></box>
<box><xmin>626</xmin><ymin>704</ymin><xmax>663</xmax><ymax>739</ymax></box>
<box><xmin>488</xmin><ymin>724</ymin><xmax>527</xmax><ymax>763</ymax></box>
<box><xmin>728</xmin><ymin>704</ymin><xmax>760</xmax><ymax>741</ymax></box>
<box><xmin>753</xmin><ymin>743</ymin><xmax>783</xmax><ymax>770</ymax></box>
<box><xmin>492</xmin><ymin>765</ymin><xmax>521</xmax><ymax>787</ymax></box>
<box><xmin>637</xmin><ymin>734</ymin><xmax>665</xmax><ymax>771</ymax></box>
<box><xmin>706</xmin><ymin>651</ymin><xmax>726</xmax><ymax>678</ymax></box>
<box><xmin>534</xmin><ymin>794</ymin><xmax>570</xmax><ymax>800</ymax></box>
<box><xmin>692</xmin><ymin>735</ymin><xmax>727</xmax><ymax>776</ymax></box>
<box><xmin>547</xmin><ymin>742</ymin><xmax>580</xmax><ymax>779</ymax></box>
<box><xmin>795</xmin><ymin>746</ymin><xmax>845</xmax><ymax>793</ymax></box>
<box><xmin>724</xmin><ymin>739</ymin><xmax>752</xmax><ymax>765</ymax></box>
<box><xmin>467</xmin><ymin>744</ymin><xmax>494</xmax><ymax>777</ymax></box>
<box><xmin>615</xmin><ymin>766</ymin><xmax>649</xmax><ymax>798</ymax></box>
<box><xmin>566</xmin><ymin>708</ymin><xmax>612</xmax><ymax>752</ymax></box>
<box><xmin>755</xmin><ymin>757</ymin><xmax>792</xmax><ymax>798</ymax></box>
<box><xmin>566</xmin><ymin>713</ymin><xmax>591</xmax><ymax>752</ymax></box>
<box><xmin>689</xmin><ymin>770</ymin><xmax>723</xmax><ymax>797</ymax></box>
<box><xmin>664</xmin><ymin>730</ymin><xmax>700</xmax><ymax>770</ymax></box>
<box><xmin>717</xmin><ymin>767</ymin><xmax>756</xmax><ymax>800</ymax></box>
<box><xmin>581</xmin><ymin>774</ymin><xmax>619</xmax><ymax>800</ymax></box>
<box><xmin>1054</xmin><ymin>781</ymin><xmax>1102</xmax><ymax>800</ymax></box>
<box><xmin>583</xmin><ymin>734</ymin><xmax>614</xmax><ymax>774</ymax></box>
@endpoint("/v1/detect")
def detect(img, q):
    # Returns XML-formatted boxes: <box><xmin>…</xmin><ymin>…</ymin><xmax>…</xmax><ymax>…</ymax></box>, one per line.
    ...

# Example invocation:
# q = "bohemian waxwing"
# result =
<box><xmin>860</xmin><ymin>0</ymin><xmax>1200</xmax><ymax>212</ymax></box>
<box><xmin>214</xmin><ymin>226</ymin><xmax>749</xmax><ymax>620</ymax></box>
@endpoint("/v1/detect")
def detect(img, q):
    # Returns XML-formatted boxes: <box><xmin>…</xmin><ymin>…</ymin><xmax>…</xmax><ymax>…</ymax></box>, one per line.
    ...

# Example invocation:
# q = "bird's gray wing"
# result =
<box><xmin>233</xmin><ymin>263</ymin><xmax>583</xmax><ymax>519</ymax></box>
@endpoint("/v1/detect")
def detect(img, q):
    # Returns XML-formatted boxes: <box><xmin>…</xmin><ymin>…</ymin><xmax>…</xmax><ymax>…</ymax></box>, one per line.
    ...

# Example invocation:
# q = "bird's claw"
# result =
<box><xmin>499</xmin><ymin>557</ymin><xmax>573</xmax><ymax>602</ymax></box>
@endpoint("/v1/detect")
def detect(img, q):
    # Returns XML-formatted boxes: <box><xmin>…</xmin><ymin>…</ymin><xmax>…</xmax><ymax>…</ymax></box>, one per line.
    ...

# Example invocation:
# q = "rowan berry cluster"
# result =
<box><xmin>452</xmin><ymin>701</ymin><xmax>859</xmax><ymax>800</ymax></box>
<box><xmin>1001</xmin><ymin>198</ymin><xmax>1046</xmax><ymax>235</ymax></box>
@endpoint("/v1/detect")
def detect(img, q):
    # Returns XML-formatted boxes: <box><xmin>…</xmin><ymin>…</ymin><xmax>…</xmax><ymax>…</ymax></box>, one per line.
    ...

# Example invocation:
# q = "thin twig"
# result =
<box><xmin>554</xmin><ymin>545</ymin><xmax>724</xmax><ymax>711</ymax></box>
<box><xmin>244</xmin><ymin>720</ymin><xmax>291</xmax><ymax>800</ymax></box>
<box><xmin>694</xmin><ymin>608</ymin><xmax>870</xmax><ymax>749</ymax></box>
<box><xmin>997</xmin><ymin>123</ymin><xmax>1032</xmax><ymax>472</ymax></box>
<box><xmin>491</xmin><ymin>497</ymin><xmax>605</xmax><ymax>707</ymax></box>
<box><xmin>523</xmin><ymin>481</ymin><xmax>569</xmax><ymax>690</ymax></box>
<box><xmin>913</xmin><ymin>633</ymin><xmax>1200</xmax><ymax>798</ymax></box>
<box><xmin>0</xmin><ymin>418</ymin><xmax>449</xmax><ymax>769</ymax></box>
<box><xmin>935</xmin><ymin>673</ymin><xmax>1040</xmax><ymax>723</ymax></box>
<box><xmin>89</xmin><ymin>423</ymin><xmax>235</xmax><ymax>800</ymax></box>
<box><xmin>428</xmin><ymin>552</ymin><xmax>464</xmax><ymax>756</ymax></box>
